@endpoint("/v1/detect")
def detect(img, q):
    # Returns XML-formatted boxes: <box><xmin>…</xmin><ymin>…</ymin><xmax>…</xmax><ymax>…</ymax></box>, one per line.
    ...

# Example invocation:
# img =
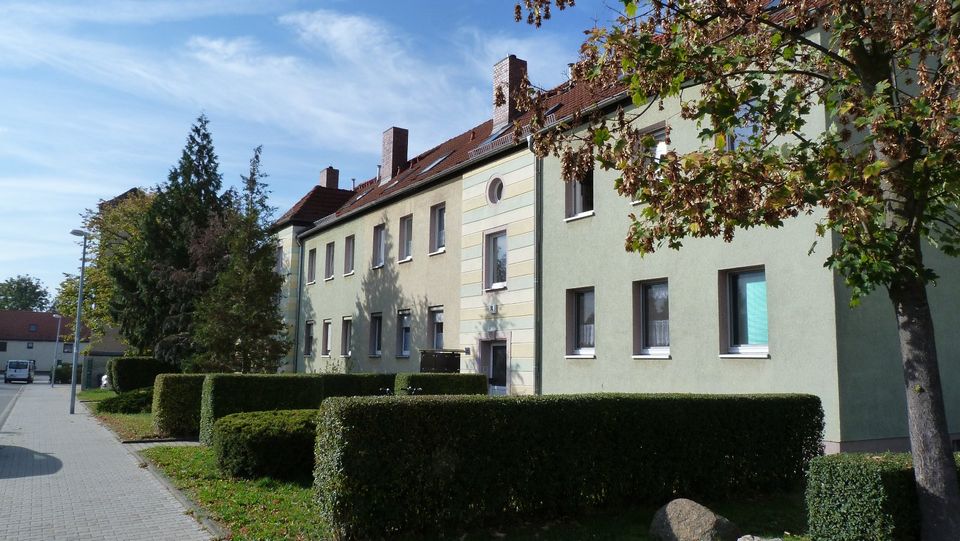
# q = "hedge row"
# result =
<box><xmin>53</xmin><ymin>363</ymin><xmax>80</xmax><ymax>384</ymax></box>
<box><xmin>199</xmin><ymin>372</ymin><xmax>485</xmax><ymax>444</ymax></box>
<box><xmin>152</xmin><ymin>374</ymin><xmax>206</xmax><ymax>438</ymax></box>
<box><xmin>212</xmin><ymin>409</ymin><xmax>318</xmax><ymax>480</ymax></box>
<box><xmin>96</xmin><ymin>387</ymin><xmax>153</xmax><ymax>414</ymax></box>
<box><xmin>108</xmin><ymin>356</ymin><xmax>174</xmax><ymax>393</ymax></box>
<box><xmin>395</xmin><ymin>373</ymin><xmax>487</xmax><ymax>396</ymax></box>
<box><xmin>314</xmin><ymin>393</ymin><xmax>824</xmax><ymax>539</ymax></box>
<box><xmin>806</xmin><ymin>452</ymin><xmax>960</xmax><ymax>541</ymax></box>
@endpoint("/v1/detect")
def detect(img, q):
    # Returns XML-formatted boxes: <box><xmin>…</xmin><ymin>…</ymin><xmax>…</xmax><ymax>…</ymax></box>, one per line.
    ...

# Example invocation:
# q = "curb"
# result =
<box><xmin>0</xmin><ymin>385</ymin><xmax>25</xmax><ymax>431</ymax></box>
<box><xmin>134</xmin><ymin>451</ymin><xmax>231</xmax><ymax>541</ymax></box>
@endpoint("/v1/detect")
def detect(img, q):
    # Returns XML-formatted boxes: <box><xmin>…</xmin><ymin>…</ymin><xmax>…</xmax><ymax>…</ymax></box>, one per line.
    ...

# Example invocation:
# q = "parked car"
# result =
<box><xmin>5</xmin><ymin>359</ymin><xmax>36</xmax><ymax>384</ymax></box>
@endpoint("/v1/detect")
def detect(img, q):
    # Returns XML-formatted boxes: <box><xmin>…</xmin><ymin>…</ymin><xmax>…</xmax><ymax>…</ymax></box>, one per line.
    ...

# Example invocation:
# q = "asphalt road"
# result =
<box><xmin>0</xmin><ymin>383</ymin><xmax>25</xmax><ymax>429</ymax></box>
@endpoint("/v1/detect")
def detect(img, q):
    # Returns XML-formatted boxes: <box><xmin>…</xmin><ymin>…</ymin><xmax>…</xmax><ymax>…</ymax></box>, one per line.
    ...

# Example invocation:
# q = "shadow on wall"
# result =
<box><xmin>465</xmin><ymin>289</ymin><xmax>515</xmax><ymax>375</ymax></box>
<box><xmin>0</xmin><ymin>446</ymin><xmax>63</xmax><ymax>479</ymax></box>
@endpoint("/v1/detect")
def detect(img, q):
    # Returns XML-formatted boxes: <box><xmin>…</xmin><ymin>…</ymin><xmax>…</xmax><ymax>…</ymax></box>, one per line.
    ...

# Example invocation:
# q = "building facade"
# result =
<box><xmin>0</xmin><ymin>310</ymin><xmax>89</xmax><ymax>375</ymax></box>
<box><xmin>275</xmin><ymin>55</ymin><xmax>960</xmax><ymax>452</ymax></box>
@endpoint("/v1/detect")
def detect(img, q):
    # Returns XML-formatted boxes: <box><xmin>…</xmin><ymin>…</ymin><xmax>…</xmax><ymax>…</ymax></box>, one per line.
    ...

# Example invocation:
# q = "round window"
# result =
<box><xmin>487</xmin><ymin>177</ymin><xmax>504</xmax><ymax>204</ymax></box>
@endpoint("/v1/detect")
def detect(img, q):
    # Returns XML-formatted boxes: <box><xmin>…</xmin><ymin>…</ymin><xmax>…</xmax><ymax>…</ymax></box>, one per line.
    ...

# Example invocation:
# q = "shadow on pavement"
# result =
<box><xmin>0</xmin><ymin>446</ymin><xmax>63</xmax><ymax>479</ymax></box>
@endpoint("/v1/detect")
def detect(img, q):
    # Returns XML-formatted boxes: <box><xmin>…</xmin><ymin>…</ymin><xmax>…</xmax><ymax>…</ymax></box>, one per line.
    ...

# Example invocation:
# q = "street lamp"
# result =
<box><xmin>69</xmin><ymin>229</ymin><xmax>89</xmax><ymax>414</ymax></box>
<box><xmin>50</xmin><ymin>314</ymin><xmax>62</xmax><ymax>387</ymax></box>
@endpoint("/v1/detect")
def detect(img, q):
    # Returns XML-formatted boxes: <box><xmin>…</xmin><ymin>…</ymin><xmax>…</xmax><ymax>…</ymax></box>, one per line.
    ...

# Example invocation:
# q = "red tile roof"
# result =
<box><xmin>273</xmin><ymin>185</ymin><xmax>357</xmax><ymax>229</ymax></box>
<box><xmin>0</xmin><ymin>310</ymin><xmax>89</xmax><ymax>342</ymax></box>
<box><xmin>283</xmin><ymin>78</ymin><xmax>626</xmax><ymax>235</ymax></box>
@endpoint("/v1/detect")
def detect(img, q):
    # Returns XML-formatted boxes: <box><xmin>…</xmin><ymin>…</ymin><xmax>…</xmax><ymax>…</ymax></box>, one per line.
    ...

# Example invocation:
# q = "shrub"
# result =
<box><xmin>108</xmin><ymin>357</ymin><xmax>175</xmax><ymax>393</ymax></box>
<box><xmin>152</xmin><ymin>374</ymin><xmax>206</xmax><ymax>438</ymax></box>
<box><xmin>315</xmin><ymin>393</ymin><xmax>823</xmax><ymax>539</ymax></box>
<box><xmin>806</xmin><ymin>452</ymin><xmax>960</xmax><ymax>541</ymax></box>
<box><xmin>325</xmin><ymin>373</ymin><xmax>396</xmax><ymax>397</ymax></box>
<box><xmin>96</xmin><ymin>387</ymin><xmax>153</xmax><ymax>414</ymax></box>
<box><xmin>394</xmin><ymin>373</ymin><xmax>487</xmax><ymax>396</ymax></box>
<box><xmin>54</xmin><ymin>363</ymin><xmax>81</xmax><ymax>384</ymax></box>
<box><xmin>212</xmin><ymin>409</ymin><xmax>318</xmax><ymax>480</ymax></box>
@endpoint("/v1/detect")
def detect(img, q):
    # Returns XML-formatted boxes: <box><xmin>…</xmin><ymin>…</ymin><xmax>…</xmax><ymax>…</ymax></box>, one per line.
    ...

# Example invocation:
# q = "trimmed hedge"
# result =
<box><xmin>394</xmin><ymin>373</ymin><xmax>488</xmax><ymax>396</ymax></box>
<box><xmin>54</xmin><ymin>363</ymin><xmax>81</xmax><ymax>384</ymax></box>
<box><xmin>325</xmin><ymin>373</ymin><xmax>396</xmax><ymax>398</ymax></box>
<box><xmin>108</xmin><ymin>356</ymin><xmax>174</xmax><ymax>393</ymax></box>
<box><xmin>152</xmin><ymin>374</ymin><xmax>206</xmax><ymax>438</ymax></box>
<box><xmin>96</xmin><ymin>387</ymin><xmax>153</xmax><ymax>414</ymax></box>
<box><xmin>806</xmin><ymin>452</ymin><xmax>960</xmax><ymax>541</ymax></box>
<box><xmin>212</xmin><ymin>409</ymin><xmax>318</xmax><ymax>480</ymax></box>
<box><xmin>315</xmin><ymin>393</ymin><xmax>823</xmax><ymax>539</ymax></box>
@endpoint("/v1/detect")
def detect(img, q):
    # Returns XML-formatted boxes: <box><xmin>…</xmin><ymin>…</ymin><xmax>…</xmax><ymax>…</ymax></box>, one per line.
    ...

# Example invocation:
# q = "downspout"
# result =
<box><xmin>531</xmin><ymin>135</ymin><xmax>544</xmax><ymax>395</ymax></box>
<box><xmin>292</xmin><ymin>234</ymin><xmax>305</xmax><ymax>373</ymax></box>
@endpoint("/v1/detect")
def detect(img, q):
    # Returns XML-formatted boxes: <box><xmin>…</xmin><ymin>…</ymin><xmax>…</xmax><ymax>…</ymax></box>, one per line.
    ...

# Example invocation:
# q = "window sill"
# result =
<box><xmin>343</xmin><ymin>271</ymin><xmax>355</xmax><ymax>277</ymax></box>
<box><xmin>323</xmin><ymin>276</ymin><xmax>334</xmax><ymax>282</ymax></box>
<box><xmin>719</xmin><ymin>353</ymin><xmax>770</xmax><ymax>359</ymax></box>
<box><xmin>633</xmin><ymin>354</ymin><xmax>671</xmax><ymax>360</ymax></box>
<box><xmin>319</xmin><ymin>354</ymin><xmax>331</xmax><ymax>358</ymax></box>
<box><xmin>369</xmin><ymin>354</ymin><xmax>382</xmax><ymax>358</ymax></box>
<box><xmin>428</xmin><ymin>247</ymin><xmax>446</xmax><ymax>257</ymax></box>
<box><xmin>398</xmin><ymin>257</ymin><xmax>413</xmax><ymax>264</ymax></box>
<box><xmin>565</xmin><ymin>354</ymin><xmax>596</xmax><ymax>360</ymax></box>
<box><xmin>396</xmin><ymin>354</ymin><xmax>410</xmax><ymax>359</ymax></box>
<box><xmin>371</xmin><ymin>264</ymin><xmax>384</xmax><ymax>270</ymax></box>
<box><xmin>306</xmin><ymin>280</ymin><xmax>316</xmax><ymax>285</ymax></box>
<box><xmin>484</xmin><ymin>284</ymin><xmax>507</xmax><ymax>292</ymax></box>
<box><xmin>564</xmin><ymin>210</ymin><xmax>595</xmax><ymax>223</ymax></box>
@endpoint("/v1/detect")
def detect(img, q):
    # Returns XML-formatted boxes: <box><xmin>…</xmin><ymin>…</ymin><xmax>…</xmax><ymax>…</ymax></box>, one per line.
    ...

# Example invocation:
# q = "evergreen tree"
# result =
<box><xmin>193</xmin><ymin>146</ymin><xmax>290</xmax><ymax>373</ymax></box>
<box><xmin>111</xmin><ymin>115</ymin><xmax>231</xmax><ymax>365</ymax></box>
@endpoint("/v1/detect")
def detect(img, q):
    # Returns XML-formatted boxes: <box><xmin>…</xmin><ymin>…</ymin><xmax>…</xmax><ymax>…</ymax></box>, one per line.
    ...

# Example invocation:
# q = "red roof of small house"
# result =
<box><xmin>273</xmin><ymin>185</ymin><xmax>357</xmax><ymax>230</ymax></box>
<box><xmin>0</xmin><ymin>310</ymin><xmax>90</xmax><ymax>342</ymax></box>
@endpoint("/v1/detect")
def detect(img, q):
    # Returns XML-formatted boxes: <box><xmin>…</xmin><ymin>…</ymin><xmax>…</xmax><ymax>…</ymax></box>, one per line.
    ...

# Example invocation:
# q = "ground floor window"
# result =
<box><xmin>397</xmin><ymin>310</ymin><xmax>411</xmax><ymax>357</ymax></box>
<box><xmin>429</xmin><ymin>307</ymin><xmax>444</xmax><ymax>349</ymax></box>
<box><xmin>341</xmin><ymin>317</ymin><xmax>352</xmax><ymax>356</ymax></box>
<box><xmin>634</xmin><ymin>279</ymin><xmax>669</xmax><ymax>355</ymax></box>
<box><xmin>567</xmin><ymin>288</ymin><xmax>595</xmax><ymax>355</ymax></box>
<box><xmin>726</xmin><ymin>268</ymin><xmax>768</xmax><ymax>354</ymax></box>
<box><xmin>370</xmin><ymin>313</ymin><xmax>382</xmax><ymax>356</ymax></box>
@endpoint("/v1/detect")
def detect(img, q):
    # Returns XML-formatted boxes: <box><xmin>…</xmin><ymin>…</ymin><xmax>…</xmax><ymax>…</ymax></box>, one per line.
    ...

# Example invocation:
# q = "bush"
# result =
<box><xmin>108</xmin><ymin>357</ymin><xmax>175</xmax><ymax>393</ymax></box>
<box><xmin>325</xmin><ymin>373</ymin><xmax>396</xmax><ymax>397</ymax></box>
<box><xmin>152</xmin><ymin>374</ymin><xmax>206</xmax><ymax>438</ymax></box>
<box><xmin>806</xmin><ymin>452</ymin><xmax>960</xmax><ymax>541</ymax></box>
<box><xmin>96</xmin><ymin>387</ymin><xmax>153</xmax><ymax>414</ymax></box>
<box><xmin>212</xmin><ymin>409</ymin><xmax>318</xmax><ymax>480</ymax></box>
<box><xmin>315</xmin><ymin>393</ymin><xmax>823</xmax><ymax>539</ymax></box>
<box><xmin>54</xmin><ymin>363</ymin><xmax>81</xmax><ymax>384</ymax></box>
<box><xmin>394</xmin><ymin>373</ymin><xmax>487</xmax><ymax>396</ymax></box>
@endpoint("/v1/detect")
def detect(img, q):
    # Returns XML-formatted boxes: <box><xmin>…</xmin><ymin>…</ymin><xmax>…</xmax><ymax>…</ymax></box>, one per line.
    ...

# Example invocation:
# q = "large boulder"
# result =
<box><xmin>649</xmin><ymin>498</ymin><xmax>742</xmax><ymax>541</ymax></box>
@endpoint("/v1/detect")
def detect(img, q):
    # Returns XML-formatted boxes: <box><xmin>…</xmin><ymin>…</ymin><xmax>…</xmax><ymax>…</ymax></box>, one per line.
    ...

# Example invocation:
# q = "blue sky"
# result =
<box><xmin>0</xmin><ymin>0</ymin><xmax>614</xmax><ymax>298</ymax></box>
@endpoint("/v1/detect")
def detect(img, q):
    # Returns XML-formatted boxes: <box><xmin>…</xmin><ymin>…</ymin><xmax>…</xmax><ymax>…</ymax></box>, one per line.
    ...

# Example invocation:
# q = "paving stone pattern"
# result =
<box><xmin>0</xmin><ymin>384</ymin><xmax>211</xmax><ymax>541</ymax></box>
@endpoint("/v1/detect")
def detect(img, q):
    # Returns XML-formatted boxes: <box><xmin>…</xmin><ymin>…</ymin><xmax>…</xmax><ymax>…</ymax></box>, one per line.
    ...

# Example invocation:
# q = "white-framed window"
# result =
<box><xmin>399</xmin><ymin>214</ymin><xmax>413</xmax><ymax>261</ymax></box>
<box><xmin>27</xmin><ymin>341</ymin><xmax>34</xmax><ymax>350</ymax></box>
<box><xmin>343</xmin><ymin>235</ymin><xmax>355</xmax><ymax>275</ymax></box>
<box><xmin>341</xmin><ymin>317</ymin><xmax>353</xmax><ymax>356</ymax></box>
<box><xmin>324</xmin><ymin>242</ymin><xmax>335</xmax><ymax>280</ymax></box>
<box><xmin>727</xmin><ymin>102</ymin><xmax>759</xmax><ymax>150</ymax></box>
<box><xmin>430</xmin><ymin>203</ymin><xmax>446</xmax><ymax>253</ymax></box>
<box><xmin>372</xmin><ymin>224</ymin><xmax>386</xmax><ymax>268</ymax></box>
<box><xmin>429</xmin><ymin>307</ymin><xmax>444</xmax><ymax>349</ymax></box>
<box><xmin>724</xmin><ymin>267</ymin><xmax>768</xmax><ymax>354</ymax></box>
<box><xmin>370</xmin><ymin>313</ymin><xmax>382</xmax><ymax>356</ymax></box>
<box><xmin>28</xmin><ymin>323</ymin><xmax>37</xmax><ymax>332</ymax></box>
<box><xmin>321</xmin><ymin>320</ymin><xmax>332</xmax><ymax>355</ymax></box>
<box><xmin>0</xmin><ymin>341</ymin><xmax>5</xmax><ymax>352</ymax></box>
<box><xmin>304</xmin><ymin>321</ymin><xmax>315</xmax><ymax>356</ymax></box>
<box><xmin>565</xmin><ymin>168</ymin><xmax>594</xmax><ymax>218</ymax></box>
<box><xmin>567</xmin><ymin>288</ymin><xmax>595</xmax><ymax>355</ymax></box>
<box><xmin>634</xmin><ymin>280</ymin><xmax>669</xmax><ymax>355</ymax></box>
<box><xmin>484</xmin><ymin>230</ymin><xmax>507</xmax><ymax>290</ymax></box>
<box><xmin>307</xmin><ymin>248</ymin><xmax>317</xmax><ymax>283</ymax></box>
<box><xmin>63</xmin><ymin>343</ymin><xmax>73</xmax><ymax>353</ymax></box>
<box><xmin>275</xmin><ymin>245</ymin><xmax>284</xmax><ymax>274</ymax></box>
<box><xmin>396</xmin><ymin>310</ymin><xmax>411</xmax><ymax>357</ymax></box>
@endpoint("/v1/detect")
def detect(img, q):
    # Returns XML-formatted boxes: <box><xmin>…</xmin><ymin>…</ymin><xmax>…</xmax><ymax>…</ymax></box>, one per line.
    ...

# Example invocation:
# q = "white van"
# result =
<box><xmin>4</xmin><ymin>359</ymin><xmax>35</xmax><ymax>384</ymax></box>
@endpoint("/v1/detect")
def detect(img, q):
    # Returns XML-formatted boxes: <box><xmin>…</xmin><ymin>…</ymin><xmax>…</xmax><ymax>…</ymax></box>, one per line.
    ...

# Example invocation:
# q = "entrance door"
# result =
<box><xmin>488</xmin><ymin>340</ymin><xmax>508</xmax><ymax>395</ymax></box>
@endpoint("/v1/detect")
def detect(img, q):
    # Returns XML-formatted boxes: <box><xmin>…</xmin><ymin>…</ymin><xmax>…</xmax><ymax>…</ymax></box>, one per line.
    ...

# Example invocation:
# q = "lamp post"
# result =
<box><xmin>69</xmin><ymin>229</ymin><xmax>89</xmax><ymax>414</ymax></box>
<box><xmin>50</xmin><ymin>314</ymin><xmax>62</xmax><ymax>387</ymax></box>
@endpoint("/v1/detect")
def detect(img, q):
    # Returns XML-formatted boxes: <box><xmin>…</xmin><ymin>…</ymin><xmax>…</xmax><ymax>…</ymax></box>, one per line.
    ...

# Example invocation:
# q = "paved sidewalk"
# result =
<box><xmin>0</xmin><ymin>384</ymin><xmax>211</xmax><ymax>541</ymax></box>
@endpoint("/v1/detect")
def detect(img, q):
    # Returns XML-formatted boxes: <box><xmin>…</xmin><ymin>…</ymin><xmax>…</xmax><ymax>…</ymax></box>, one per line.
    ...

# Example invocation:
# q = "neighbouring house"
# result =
<box><xmin>275</xmin><ymin>54</ymin><xmax>960</xmax><ymax>452</ymax></box>
<box><xmin>0</xmin><ymin>310</ymin><xmax>90</xmax><ymax>376</ymax></box>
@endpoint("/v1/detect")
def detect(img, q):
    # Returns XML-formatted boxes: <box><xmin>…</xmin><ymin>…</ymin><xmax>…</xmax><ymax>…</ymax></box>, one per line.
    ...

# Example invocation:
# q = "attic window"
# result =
<box><xmin>28</xmin><ymin>324</ymin><xmax>38</xmax><ymax>332</ymax></box>
<box><xmin>544</xmin><ymin>103</ymin><xmax>562</xmax><ymax>116</ymax></box>
<box><xmin>480</xmin><ymin>124</ymin><xmax>513</xmax><ymax>146</ymax></box>
<box><xmin>421</xmin><ymin>151</ymin><xmax>453</xmax><ymax>174</ymax></box>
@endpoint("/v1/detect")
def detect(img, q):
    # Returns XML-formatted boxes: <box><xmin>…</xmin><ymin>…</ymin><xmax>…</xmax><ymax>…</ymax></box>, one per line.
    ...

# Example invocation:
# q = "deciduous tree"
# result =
<box><xmin>516</xmin><ymin>0</ymin><xmax>960</xmax><ymax>537</ymax></box>
<box><xmin>0</xmin><ymin>275</ymin><xmax>49</xmax><ymax>311</ymax></box>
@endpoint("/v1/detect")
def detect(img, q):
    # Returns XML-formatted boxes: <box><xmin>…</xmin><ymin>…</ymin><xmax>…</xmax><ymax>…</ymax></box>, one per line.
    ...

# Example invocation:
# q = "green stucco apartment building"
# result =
<box><xmin>275</xmin><ymin>55</ymin><xmax>960</xmax><ymax>452</ymax></box>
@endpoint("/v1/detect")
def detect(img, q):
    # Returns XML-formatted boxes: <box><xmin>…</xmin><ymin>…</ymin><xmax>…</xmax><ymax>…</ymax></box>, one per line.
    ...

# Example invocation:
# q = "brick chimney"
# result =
<box><xmin>381</xmin><ymin>126</ymin><xmax>408</xmax><ymax>181</ymax></box>
<box><xmin>319</xmin><ymin>166</ymin><xmax>339</xmax><ymax>189</ymax></box>
<box><xmin>493</xmin><ymin>54</ymin><xmax>527</xmax><ymax>131</ymax></box>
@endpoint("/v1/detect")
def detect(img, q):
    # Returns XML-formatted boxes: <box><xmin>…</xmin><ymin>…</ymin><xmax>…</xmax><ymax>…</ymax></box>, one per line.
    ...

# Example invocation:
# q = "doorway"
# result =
<box><xmin>483</xmin><ymin>339</ymin><xmax>508</xmax><ymax>395</ymax></box>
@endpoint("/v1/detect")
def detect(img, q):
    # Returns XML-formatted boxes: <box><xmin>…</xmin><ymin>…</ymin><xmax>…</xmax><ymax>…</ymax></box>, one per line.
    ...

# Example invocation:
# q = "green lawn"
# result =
<box><xmin>95</xmin><ymin>412</ymin><xmax>158</xmax><ymax>440</ymax></box>
<box><xmin>78</xmin><ymin>388</ymin><xmax>116</xmax><ymax>402</ymax></box>
<box><xmin>143</xmin><ymin>445</ymin><xmax>810</xmax><ymax>541</ymax></box>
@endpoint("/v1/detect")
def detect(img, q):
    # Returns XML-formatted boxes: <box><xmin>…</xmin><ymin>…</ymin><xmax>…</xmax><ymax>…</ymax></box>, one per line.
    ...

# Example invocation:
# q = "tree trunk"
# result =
<box><xmin>888</xmin><ymin>274</ymin><xmax>960</xmax><ymax>541</ymax></box>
